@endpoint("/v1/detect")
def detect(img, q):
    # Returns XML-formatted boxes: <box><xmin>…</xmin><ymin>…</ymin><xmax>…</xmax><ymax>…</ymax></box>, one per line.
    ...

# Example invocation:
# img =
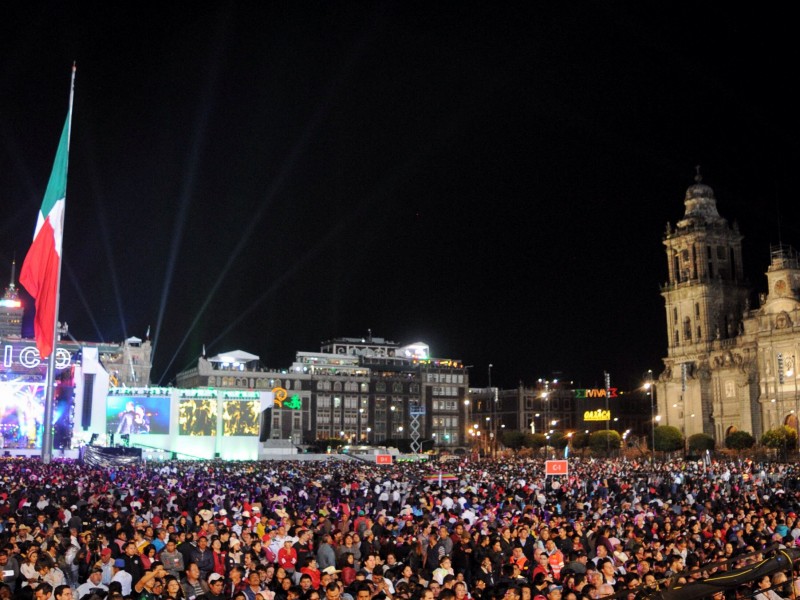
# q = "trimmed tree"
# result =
<box><xmin>524</xmin><ymin>432</ymin><xmax>547</xmax><ymax>457</ymax></box>
<box><xmin>761</xmin><ymin>426</ymin><xmax>797</xmax><ymax>460</ymax></box>
<box><xmin>654</xmin><ymin>425</ymin><xmax>684</xmax><ymax>453</ymax></box>
<box><xmin>588</xmin><ymin>430</ymin><xmax>622</xmax><ymax>455</ymax></box>
<box><xmin>571</xmin><ymin>432</ymin><xmax>590</xmax><ymax>452</ymax></box>
<box><xmin>501</xmin><ymin>430</ymin><xmax>526</xmax><ymax>451</ymax></box>
<box><xmin>688</xmin><ymin>433</ymin><xmax>715</xmax><ymax>453</ymax></box>
<box><xmin>550</xmin><ymin>431</ymin><xmax>568</xmax><ymax>450</ymax></box>
<box><xmin>725</xmin><ymin>430</ymin><xmax>755</xmax><ymax>452</ymax></box>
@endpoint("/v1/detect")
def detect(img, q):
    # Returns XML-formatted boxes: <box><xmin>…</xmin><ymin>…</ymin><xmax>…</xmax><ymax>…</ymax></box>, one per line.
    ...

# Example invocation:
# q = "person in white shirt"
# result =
<box><xmin>76</xmin><ymin>569</ymin><xmax>109</xmax><ymax>599</ymax></box>
<box><xmin>111</xmin><ymin>559</ymin><xmax>133</xmax><ymax>596</ymax></box>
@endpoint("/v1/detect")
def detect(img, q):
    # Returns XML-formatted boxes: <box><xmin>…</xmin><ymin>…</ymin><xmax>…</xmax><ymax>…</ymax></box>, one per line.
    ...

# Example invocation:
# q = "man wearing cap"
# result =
<box><xmin>112</xmin><ymin>558</ymin><xmax>133</xmax><ymax>596</ymax></box>
<box><xmin>97</xmin><ymin>548</ymin><xmax>115</xmax><ymax>585</ymax></box>
<box><xmin>76</xmin><ymin>568</ymin><xmax>109</xmax><ymax>599</ymax></box>
<box><xmin>17</xmin><ymin>523</ymin><xmax>33</xmax><ymax>543</ymax></box>
<box><xmin>206</xmin><ymin>573</ymin><xmax>227</xmax><ymax>600</ymax></box>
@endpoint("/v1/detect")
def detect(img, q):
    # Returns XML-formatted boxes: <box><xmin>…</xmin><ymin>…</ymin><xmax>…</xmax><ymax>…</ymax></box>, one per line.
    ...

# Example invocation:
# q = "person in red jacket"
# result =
<box><xmin>300</xmin><ymin>557</ymin><xmax>321</xmax><ymax>590</ymax></box>
<box><xmin>278</xmin><ymin>540</ymin><xmax>298</xmax><ymax>575</ymax></box>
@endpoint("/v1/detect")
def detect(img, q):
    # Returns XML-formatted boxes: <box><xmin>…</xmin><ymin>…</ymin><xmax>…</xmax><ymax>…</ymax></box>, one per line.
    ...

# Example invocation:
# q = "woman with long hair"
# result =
<box><xmin>162</xmin><ymin>576</ymin><xmax>185</xmax><ymax>600</ymax></box>
<box><xmin>338</xmin><ymin>553</ymin><xmax>356</xmax><ymax>587</ymax></box>
<box><xmin>141</xmin><ymin>544</ymin><xmax>157</xmax><ymax>570</ymax></box>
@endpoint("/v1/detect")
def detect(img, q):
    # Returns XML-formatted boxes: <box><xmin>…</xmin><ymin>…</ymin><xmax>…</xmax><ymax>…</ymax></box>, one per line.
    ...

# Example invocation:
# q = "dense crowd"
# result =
<box><xmin>1</xmin><ymin>456</ymin><xmax>800</xmax><ymax>600</ymax></box>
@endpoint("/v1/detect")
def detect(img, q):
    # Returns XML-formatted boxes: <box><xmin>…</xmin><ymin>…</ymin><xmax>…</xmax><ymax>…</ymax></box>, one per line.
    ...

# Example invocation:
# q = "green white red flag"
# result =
<box><xmin>19</xmin><ymin>111</ymin><xmax>71</xmax><ymax>358</ymax></box>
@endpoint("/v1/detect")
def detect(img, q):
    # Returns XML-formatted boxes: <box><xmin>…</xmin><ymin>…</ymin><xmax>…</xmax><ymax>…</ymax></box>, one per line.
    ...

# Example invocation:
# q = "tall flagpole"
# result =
<box><xmin>42</xmin><ymin>64</ymin><xmax>76</xmax><ymax>464</ymax></box>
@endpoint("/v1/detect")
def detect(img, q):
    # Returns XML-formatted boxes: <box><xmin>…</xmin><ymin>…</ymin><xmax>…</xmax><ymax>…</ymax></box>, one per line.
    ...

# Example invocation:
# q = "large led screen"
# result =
<box><xmin>1</xmin><ymin>380</ymin><xmax>74</xmax><ymax>449</ymax></box>
<box><xmin>178</xmin><ymin>399</ymin><xmax>216</xmax><ymax>436</ymax></box>
<box><xmin>222</xmin><ymin>400</ymin><xmax>259</xmax><ymax>436</ymax></box>
<box><xmin>106</xmin><ymin>396</ymin><xmax>170</xmax><ymax>435</ymax></box>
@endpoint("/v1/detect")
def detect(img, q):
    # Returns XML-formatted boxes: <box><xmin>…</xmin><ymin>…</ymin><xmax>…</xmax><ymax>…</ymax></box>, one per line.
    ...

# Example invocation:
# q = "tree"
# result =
<box><xmin>725</xmin><ymin>430</ymin><xmax>755</xmax><ymax>452</ymax></box>
<box><xmin>654</xmin><ymin>425</ymin><xmax>684</xmax><ymax>453</ymax></box>
<box><xmin>761</xmin><ymin>426</ymin><xmax>797</xmax><ymax>460</ymax></box>
<box><xmin>588</xmin><ymin>430</ymin><xmax>622</xmax><ymax>455</ymax></box>
<box><xmin>550</xmin><ymin>431</ymin><xmax>568</xmax><ymax>450</ymax></box>
<box><xmin>524</xmin><ymin>433</ymin><xmax>547</xmax><ymax>451</ymax></box>
<box><xmin>688</xmin><ymin>433</ymin><xmax>715</xmax><ymax>453</ymax></box>
<box><xmin>571</xmin><ymin>432</ymin><xmax>590</xmax><ymax>450</ymax></box>
<box><xmin>501</xmin><ymin>430</ymin><xmax>526</xmax><ymax>450</ymax></box>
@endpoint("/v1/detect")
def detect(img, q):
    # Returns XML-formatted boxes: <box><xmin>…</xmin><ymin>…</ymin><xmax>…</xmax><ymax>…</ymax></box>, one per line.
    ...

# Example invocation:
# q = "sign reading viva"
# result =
<box><xmin>575</xmin><ymin>388</ymin><xmax>618</xmax><ymax>399</ymax></box>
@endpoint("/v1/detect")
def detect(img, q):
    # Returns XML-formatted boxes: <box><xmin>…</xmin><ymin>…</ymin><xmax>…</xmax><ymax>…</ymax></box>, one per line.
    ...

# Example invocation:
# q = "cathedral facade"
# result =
<box><xmin>656</xmin><ymin>175</ymin><xmax>800</xmax><ymax>443</ymax></box>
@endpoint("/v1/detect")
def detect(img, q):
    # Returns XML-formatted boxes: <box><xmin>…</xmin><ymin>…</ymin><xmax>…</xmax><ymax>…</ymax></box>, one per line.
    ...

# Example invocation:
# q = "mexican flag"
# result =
<box><xmin>19</xmin><ymin>112</ymin><xmax>71</xmax><ymax>358</ymax></box>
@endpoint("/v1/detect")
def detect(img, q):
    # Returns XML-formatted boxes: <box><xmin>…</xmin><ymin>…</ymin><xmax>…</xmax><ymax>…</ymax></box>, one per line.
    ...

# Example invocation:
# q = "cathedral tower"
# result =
<box><xmin>658</xmin><ymin>172</ymin><xmax>754</xmax><ymax>438</ymax></box>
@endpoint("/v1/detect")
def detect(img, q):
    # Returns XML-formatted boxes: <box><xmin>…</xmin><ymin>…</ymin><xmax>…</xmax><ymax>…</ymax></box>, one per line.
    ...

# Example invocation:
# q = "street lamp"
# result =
<box><xmin>532</xmin><ymin>413</ymin><xmax>540</xmax><ymax>434</ymax></box>
<box><xmin>464</xmin><ymin>399</ymin><xmax>471</xmax><ymax>442</ymax></box>
<box><xmin>645</xmin><ymin>369</ymin><xmax>656</xmax><ymax>457</ymax></box>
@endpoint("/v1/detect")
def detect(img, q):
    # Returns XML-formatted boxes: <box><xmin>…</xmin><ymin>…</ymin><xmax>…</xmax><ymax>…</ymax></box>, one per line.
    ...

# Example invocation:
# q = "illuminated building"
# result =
<box><xmin>656</xmin><ymin>174</ymin><xmax>800</xmax><ymax>441</ymax></box>
<box><xmin>0</xmin><ymin>261</ymin><xmax>23</xmax><ymax>337</ymax></box>
<box><xmin>175</xmin><ymin>335</ymin><xmax>469</xmax><ymax>447</ymax></box>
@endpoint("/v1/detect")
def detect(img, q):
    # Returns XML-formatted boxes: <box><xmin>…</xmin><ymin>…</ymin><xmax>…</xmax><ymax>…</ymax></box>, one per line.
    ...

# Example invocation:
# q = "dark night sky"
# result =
<box><xmin>1</xmin><ymin>3</ymin><xmax>798</xmax><ymax>390</ymax></box>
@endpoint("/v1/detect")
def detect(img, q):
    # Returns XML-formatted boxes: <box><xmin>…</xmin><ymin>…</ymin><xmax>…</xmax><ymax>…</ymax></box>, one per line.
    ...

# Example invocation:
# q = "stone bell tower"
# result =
<box><xmin>659</xmin><ymin>170</ymin><xmax>751</xmax><ymax>437</ymax></box>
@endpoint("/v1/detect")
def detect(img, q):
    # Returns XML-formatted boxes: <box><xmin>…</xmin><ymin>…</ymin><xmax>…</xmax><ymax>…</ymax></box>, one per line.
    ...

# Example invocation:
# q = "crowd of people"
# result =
<box><xmin>1</xmin><ymin>455</ymin><xmax>800</xmax><ymax>600</ymax></box>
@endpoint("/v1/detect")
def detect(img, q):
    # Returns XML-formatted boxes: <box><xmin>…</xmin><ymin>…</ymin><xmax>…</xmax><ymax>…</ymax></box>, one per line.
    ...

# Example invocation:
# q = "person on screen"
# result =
<box><xmin>133</xmin><ymin>405</ymin><xmax>151</xmax><ymax>434</ymax></box>
<box><xmin>116</xmin><ymin>401</ymin><xmax>136</xmax><ymax>435</ymax></box>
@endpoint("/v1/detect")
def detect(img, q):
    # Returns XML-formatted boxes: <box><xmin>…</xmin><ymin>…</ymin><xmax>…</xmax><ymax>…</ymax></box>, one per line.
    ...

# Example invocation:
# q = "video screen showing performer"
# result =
<box><xmin>106</xmin><ymin>396</ymin><xmax>169</xmax><ymax>435</ymax></box>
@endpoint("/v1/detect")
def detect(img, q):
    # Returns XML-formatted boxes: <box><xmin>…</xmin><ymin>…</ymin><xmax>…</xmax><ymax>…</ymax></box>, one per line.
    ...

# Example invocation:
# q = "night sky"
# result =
<box><xmin>1</xmin><ymin>4</ymin><xmax>798</xmax><ymax>390</ymax></box>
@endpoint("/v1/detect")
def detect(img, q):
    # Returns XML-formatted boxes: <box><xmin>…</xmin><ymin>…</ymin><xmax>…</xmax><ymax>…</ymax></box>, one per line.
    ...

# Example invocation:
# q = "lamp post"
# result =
<box><xmin>464</xmin><ymin>399</ymin><xmax>471</xmax><ymax>443</ymax></box>
<box><xmin>645</xmin><ymin>369</ymin><xmax>656</xmax><ymax>457</ymax></box>
<box><xmin>488</xmin><ymin>364</ymin><xmax>498</xmax><ymax>458</ymax></box>
<box><xmin>532</xmin><ymin>412</ymin><xmax>540</xmax><ymax>434</ymax></box>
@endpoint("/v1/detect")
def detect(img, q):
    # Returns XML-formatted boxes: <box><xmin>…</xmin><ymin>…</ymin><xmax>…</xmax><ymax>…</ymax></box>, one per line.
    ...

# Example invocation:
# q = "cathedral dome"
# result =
<box><xmin>679</xmin><ymin>168</ymin><xmax>722</xmax><ymax>226</ymax></box>
<box><xmin>685</xmin><ymin>179</ymin><xmax>715</xmax><ymax>201</ymax></box>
